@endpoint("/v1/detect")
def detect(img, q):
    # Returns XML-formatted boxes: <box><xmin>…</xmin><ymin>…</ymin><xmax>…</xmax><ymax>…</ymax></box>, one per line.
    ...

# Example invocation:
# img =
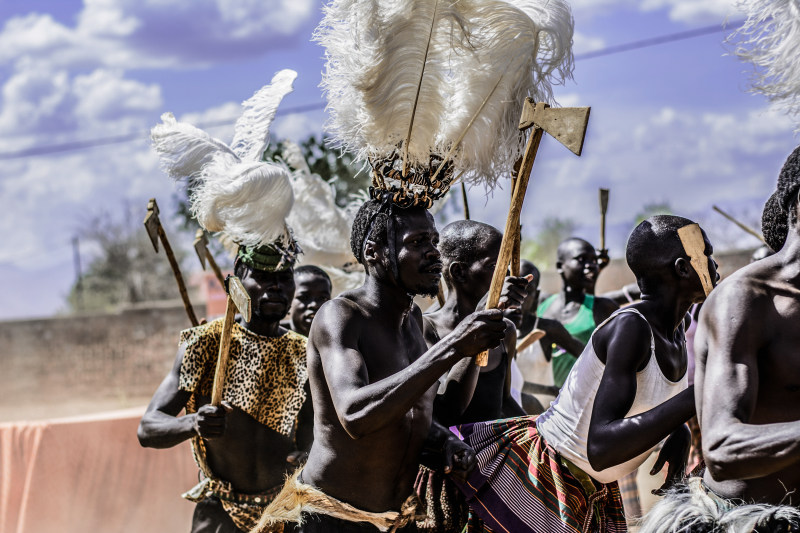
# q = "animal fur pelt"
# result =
<box><xmin>150</xmin><ymin>70</ymin><xmax>297</xmax><ymax>248</ymax></box>
<box><xmin>315</xmin><ymin>0</ymin><xmax>574</xmax><ymax>188</ymax></box>
<box><xmin>253</xmin><ymin>470</ymin><xmax>425</xmax><ymax>533</ymax></box>
<box><xmin>730</xmin><ymin>0</ymin><xmax>800</xmax><ymax>125</ymax></box>
<box><xmin>638</xmin><ymin>477</ymin><xmax>800</xmax><ymax>533</ymax></box>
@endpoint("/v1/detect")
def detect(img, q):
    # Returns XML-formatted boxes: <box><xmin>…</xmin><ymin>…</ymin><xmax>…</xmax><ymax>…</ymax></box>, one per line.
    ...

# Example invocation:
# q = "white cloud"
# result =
<box><xmin>0</xmin><ymin>0</ymin><xmax>318</xmax><ymax>71</ymax></box>
<box><xmin>573</xmin><ymin>31</ymin><xmax>606</xmax><ymax>55</ymax></box>
<box><xmin>0</xmin><ymin>66</ymin><xmax>162</xmax><ymax>143</ymax></box>
<box><xmin>569</xmin><ymin>0</ymin><xmax>737</xmax><ymax>23</ymax></box>
<box><xmin>464</xmin><ymin>103</ymin><xmax>796</xmax><ymax>254</ymax></box>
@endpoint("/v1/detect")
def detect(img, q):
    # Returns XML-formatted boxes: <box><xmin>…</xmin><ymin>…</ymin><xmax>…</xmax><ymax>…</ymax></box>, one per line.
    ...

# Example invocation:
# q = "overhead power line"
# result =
<box><xmin>0</xmin><ymin>20</ymin><xmax>745</xmax><ymax>161</ymax></box>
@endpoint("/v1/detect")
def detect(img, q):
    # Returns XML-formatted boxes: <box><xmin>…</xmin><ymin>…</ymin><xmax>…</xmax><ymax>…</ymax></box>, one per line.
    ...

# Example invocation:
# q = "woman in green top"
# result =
<box><xmin>537</xmin><ymin>238</ymin><xmax>618</xmax><ymax>387</ymax></box>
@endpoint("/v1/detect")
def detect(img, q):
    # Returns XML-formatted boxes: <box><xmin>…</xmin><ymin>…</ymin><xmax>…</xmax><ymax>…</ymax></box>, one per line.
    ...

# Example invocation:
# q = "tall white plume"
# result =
<box><xmin>150</xmin><ymin>70</ymin><xmax>298</xmax><ymax>247</ymax></box>
<box><xmin>315</xmin><ymin>0</ymin><xmax>574</xmax><ymax>187</ymax></box>
<box><xmin>731</xmin><ymin>0</ymin><xmax>800</xmax><ymax>124</ymax></box>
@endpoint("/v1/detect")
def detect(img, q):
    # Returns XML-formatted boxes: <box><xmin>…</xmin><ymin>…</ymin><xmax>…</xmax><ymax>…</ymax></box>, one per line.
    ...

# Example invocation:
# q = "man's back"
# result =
<box><xmin>302</xmin><ymin>292</ymin><xmax>436</xmax><ymax>512</ymax></box>
<box><xmin>696</xmin><ymin>254</ymin><xmax>800</xmax><ymax>503</ymax></box>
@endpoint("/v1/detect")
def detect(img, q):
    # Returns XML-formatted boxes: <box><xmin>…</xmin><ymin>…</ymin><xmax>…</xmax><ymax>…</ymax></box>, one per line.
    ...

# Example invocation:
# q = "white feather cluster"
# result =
<box><xmin>315</xmin><ymin>0</ymin><xmax>574</xmax><ymax>186</ymax></box>
<box><xmin>731</xmin><ymin>0</ymin><xmax>800</xmax><ymax>124</ymax></box>
<box><xmin>150</xmin><ymin>70</ymin><xmax>298</xmax><ymax>248</ymax></box>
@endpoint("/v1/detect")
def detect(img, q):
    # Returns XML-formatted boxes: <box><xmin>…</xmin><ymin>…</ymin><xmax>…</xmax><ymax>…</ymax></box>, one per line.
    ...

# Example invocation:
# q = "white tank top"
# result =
<box><xmin>535</xmin><ymin>308</ymin><xmax>688</xmax><ymax>484</ymax></box>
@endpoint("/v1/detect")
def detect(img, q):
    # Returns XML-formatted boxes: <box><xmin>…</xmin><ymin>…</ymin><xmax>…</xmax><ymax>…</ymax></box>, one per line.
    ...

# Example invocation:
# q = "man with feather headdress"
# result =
<box><xmin>254</xmin><ymin>0</ymin><xmax>573</xmax><ymax>531</ymax></box>
<box><xmin>137</xmin><ymin>71</ymin><xmax>312</xmax><ymax>533</ymax></box>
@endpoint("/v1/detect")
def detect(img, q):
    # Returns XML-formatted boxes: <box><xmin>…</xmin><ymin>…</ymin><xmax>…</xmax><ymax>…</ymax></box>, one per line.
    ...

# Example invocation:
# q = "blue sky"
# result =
<box><xmin>0</xmin><ymin>0</ymin><xmax>797</xmax><ymax>320</ymax></box>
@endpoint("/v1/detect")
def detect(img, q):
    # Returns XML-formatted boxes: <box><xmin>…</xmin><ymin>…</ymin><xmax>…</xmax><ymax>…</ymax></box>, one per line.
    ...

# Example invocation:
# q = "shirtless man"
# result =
<box><xmin>695</xmin><ymin>146</ymin><xmax>800</xmax><ymax>507</ymax></box>
<box><xmin>138</xmin><ymin>248</ymin><xmax>312</xmax><ymax>533</ymax></box>
<box><xmin>256</xmin><ymin>200</ymin><xmax>512</xmax><ymax>533</ymax></box>
<box><xmin>537</xmin><ymin>237</ymin><xmax>619</xmax><ymax>387</ymax></box>
<box><xmin>452</xmin><ymin>215</ymin><xmax>717</xmax><ymax>533</ymax></box>
<box><xmin>424</xmin><ymin>220</ymin><xmax>527</xmax><ymax>426</ymax></box>
<box><xmin>286</xmin><ymin>265</ymin><xmax>332</xmax><ymax>337</ymax></box>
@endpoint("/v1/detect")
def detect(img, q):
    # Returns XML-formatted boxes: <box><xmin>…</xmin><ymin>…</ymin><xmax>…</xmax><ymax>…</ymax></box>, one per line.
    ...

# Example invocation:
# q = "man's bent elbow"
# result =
<box><xmin>703</xmin><ymin>441</ymin><xmax>746</xmax><ymax>481</ymax></box>
<box><xmin>587</xmin><ymin>442</ymin><xmax>615</xmax><ymax>472</ymax></box>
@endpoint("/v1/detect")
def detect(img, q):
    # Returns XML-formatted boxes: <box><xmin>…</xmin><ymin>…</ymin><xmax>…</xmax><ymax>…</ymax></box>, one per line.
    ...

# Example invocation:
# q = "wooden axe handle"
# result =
<box><xmin>477</xmin><ymin>123</ymin><xmax>545</xmax><ymax>366</ymax></box>
<box><xmin>517</xmin><ymin>328</ymin><xmax>546</xmax><ymax>353</ymax></box>
<box><xmin>211</xmin><ymin>295</ymin><xmax>237</xmax><ymax>406</ymax></box>
<box><xmin>159</xmin><ymin>226</ymin><xmax>199</xmax><ymax>327</ymax></box>
<box><xmin>205</xmin><ymin>249</ymin><xmax>227</xmax><ymax>289</ymax></box>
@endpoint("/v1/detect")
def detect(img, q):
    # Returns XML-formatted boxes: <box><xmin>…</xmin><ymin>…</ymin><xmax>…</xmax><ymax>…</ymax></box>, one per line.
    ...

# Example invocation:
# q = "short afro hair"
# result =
<box><xmin>295</xmin><ymin>265</ymin><xmax>332</xmax><ymax>287</ymax></box>
<box><xmin>626</xmin><ymin>215</ymin><xmax>696</xmax><ymax>290</ymax></box>
<box><xmin>761</xmin><ymin>191</ymin><xmax>788</xmax><ymax>253</ymax></box>
<box><xmin>776</xmin><ymin>145</ymin><xmax>800</xmax><ymax>224</ymax></box>
<box><xmin>556</xmin><ymin>237</ymin><xmax>595</xmax><ymax>264</ymax></box>
<box><xmin>438</xmin><ymin>220</ymin><xmax>502</xmax><ymax>286</ymax></box>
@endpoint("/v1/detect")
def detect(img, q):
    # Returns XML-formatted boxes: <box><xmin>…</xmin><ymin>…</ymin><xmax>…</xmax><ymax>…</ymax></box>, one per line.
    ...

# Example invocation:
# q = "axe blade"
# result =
<box><xmin>193</xmin><ymin>229</ymin><xmax>208</xmax><ymax>269</ymax></box>
<box><xmin>143</xmin><ymin>198</ymin><xmax>161</xmax><ymax>253</ymax></box>
<box><xmin>534</xmin><ymin>106</ymin><xmax>591</xmax><ymax>156</ymax></box>
<box><xmin>227</xmin><ymin>276</ymin><xmax>252</xmax><ymax>323</ymax></box>
<box><xmin>599</xmin><ymin>188</ymin><xmax>610</xmax><ymax>214</ymax></box>
<box><xmin>677</xmin><ymin>224</ymin><xmax>714</xmax><ymax>297</ymax></box>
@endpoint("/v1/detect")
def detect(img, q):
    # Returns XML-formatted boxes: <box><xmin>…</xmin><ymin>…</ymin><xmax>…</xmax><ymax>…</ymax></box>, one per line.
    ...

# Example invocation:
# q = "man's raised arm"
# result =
<box><xmin>313</xmin><ymin>299</ymin><xmax>507</xmax><ymax>439</ymax></box>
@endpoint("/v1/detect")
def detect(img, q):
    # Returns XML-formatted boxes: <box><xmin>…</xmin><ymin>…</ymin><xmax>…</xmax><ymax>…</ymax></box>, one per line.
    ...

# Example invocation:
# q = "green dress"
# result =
<box><xmin>537</xmin><ymin>294</ymin><xmax>596</xmax><ymax>388</ymax></box>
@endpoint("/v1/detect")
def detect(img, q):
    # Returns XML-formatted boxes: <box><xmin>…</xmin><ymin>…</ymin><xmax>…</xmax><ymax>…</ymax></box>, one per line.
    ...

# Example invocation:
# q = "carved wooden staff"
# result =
<box><xmin>712</xmin><ymin>205</ymin><xmax>766</xmax><ymax>244</ymax></box>
<box><xmin>477</xmin><ymin>100</ymin><xmax>590</xmax><ymax>366</ymax></box>
<box><xmin>193</xmin><ymin>229</ymin><xmax>226</xmax><ymax>289</ymax></box>
<box><xmin>144</xmin><ymin>198</ymin><xmax>199</xmax><ymax>327</ymax></box>
<box><xmin>211</xmin><ymin>275</ymin><xmax>251</xmax><ymax>406</ymax></box>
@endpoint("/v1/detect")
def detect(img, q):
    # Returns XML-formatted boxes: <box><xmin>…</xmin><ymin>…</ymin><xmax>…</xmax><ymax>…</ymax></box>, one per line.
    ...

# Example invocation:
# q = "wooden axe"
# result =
<box><xmin>144</xmin><ymin>198</ymin><xmax>199</xmax><ymax>327</ymax></box>
<box><xmin>712</xmin><ymin>205</ymin><xmax>766</xmax><ymax>244</ymax></box>
<box><xmin>477</xmin><ymin>100</ymin><xmax>590</xmax><ymax>366</ymax></box>
<box><xmin>599</xmin><ymin>188</ymin><xmax>609</xmax><ymax>253</ymax></box>
<box><xmin>211</xmin><ymin>275</ymin><xmax>252</xmax><ymax>406</ymax></box>
<box><xmin>677</xmin><ymin>224</ymin><xmax>715</xmax><ymax>297</ymax></box>
<box><xmin>194</xmin><ymin>229</ymin><xmax>226</xmax><ymax>289</ymax></box>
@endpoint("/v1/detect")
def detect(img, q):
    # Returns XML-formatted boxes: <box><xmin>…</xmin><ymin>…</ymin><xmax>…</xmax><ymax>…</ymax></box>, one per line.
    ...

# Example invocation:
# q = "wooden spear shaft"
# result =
<box><xmin>159</xmin><ymin>225</ymin><xmax>199</xmax><ymax>327</ymax></box>
<box><xmin>205</xmin><ymin>249</ymin><xmax>226</xmax><ymax>288</ymax></box>
<box><xmin>712</xmin><ymin>205</ymin><xmax>766</xmax><ymax>244</ymax></box>
<box><xmin>476</xmin><ymin>120</ymin><xmax>545</xmax><ymax>366</ymax></box>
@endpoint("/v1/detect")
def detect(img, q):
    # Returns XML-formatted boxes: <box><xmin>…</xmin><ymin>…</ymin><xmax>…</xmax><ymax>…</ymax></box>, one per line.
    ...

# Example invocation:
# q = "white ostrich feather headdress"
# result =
<box><xmin>315</xmin><ymin>0</ymin><xmax>574</xmax><ymax>208</ymax></box>
<box><xmin>150</xmin><ymin>70</ymin><xmax>300</xmax><ymax>269</ymax></box>
<box><xmin>730</xmin><ymin>0</ymin><xmax>800</xmax><ymax>124</ymax></box>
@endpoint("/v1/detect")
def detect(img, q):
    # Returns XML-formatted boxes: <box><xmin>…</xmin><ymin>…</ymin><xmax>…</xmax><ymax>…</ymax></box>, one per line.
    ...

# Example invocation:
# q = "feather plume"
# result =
<box><xmin>231</xmin><ymin>69</ymin><xmax>297</xmax><ymax>162</ymax></box>
<box><xmin>730</xmin><ymin>0</ymin><xmax>800</xmax><ymax>124</ymax></box>
<box><xmin>315</xmin><ymin>0</ymin><xmax>574</xmax><ymax>189</ymax></box>
<box><xmin>150</xmin><ymin>72</ymin><xmax>297</xmax><ymax>248</ymax></box>
<box><xmin>150</xmin><ymin>112</ymin><xmax>237</xmax><ymax>181</ymax></box>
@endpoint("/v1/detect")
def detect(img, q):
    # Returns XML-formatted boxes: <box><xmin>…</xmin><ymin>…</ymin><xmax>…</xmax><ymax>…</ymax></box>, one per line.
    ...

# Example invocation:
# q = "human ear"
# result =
<box><xmin>363</xmin><ymin>240</ymin><xmax>380</xmax><ymax>266</ymax></box>
<box><xmin>674</xmin><ymin>257</ymin><xmax>692</xmax><ymax>279</ymax></box>
<box><xmin>450</xmin><ymin>262</ymin><xmax>467</xmax><ymax>284</ymax></box>
<box><xmin>555</xmin><ymin>261</ymin><xmax>563</xmax><ymax>274</ymax></box>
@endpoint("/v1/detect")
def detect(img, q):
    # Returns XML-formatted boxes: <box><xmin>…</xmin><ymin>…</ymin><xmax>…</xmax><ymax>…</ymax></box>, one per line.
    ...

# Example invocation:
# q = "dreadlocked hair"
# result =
<box><xmin>776</xmin><ymin>145</ymin><xmax>800</xmax><ymax>225</ymax></box>
<box><xmin>350</xmin><ymin>199</ymin><xmax>390</xmax><ymax>265</ymax></box>
<box><xmin>762</xmin><ymin>191</ymin><xmax>789</xmax><ymax>253</ymax></box>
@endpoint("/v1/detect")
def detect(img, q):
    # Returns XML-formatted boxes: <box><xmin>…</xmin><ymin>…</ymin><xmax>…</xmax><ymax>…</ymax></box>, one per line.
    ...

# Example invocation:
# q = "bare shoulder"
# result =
<box><xmin>310</xmin><ymin>295</ymin><xmax>366</xmax><ymax>340</ymax></box>
<box><xmin>592</xmin><ymin>307</ymin><xmax>652</xmax><ymax>366</ymax></box>
<box><xmin>593</xmin><ymin>296</ymin><xmax>620</xmax><ymax>321</ymax></box>
<box><xmin>702</xmin><ymin>264</ymin><xmax>773</xmax><ymax>317</ymax></box>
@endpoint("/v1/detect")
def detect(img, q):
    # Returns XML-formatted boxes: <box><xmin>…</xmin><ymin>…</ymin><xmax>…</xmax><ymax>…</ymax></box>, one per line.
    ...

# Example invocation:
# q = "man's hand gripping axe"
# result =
<box><xmin>194</xmin><ymin>229</ymin><xmax>226</xmax><ymax>289</ymax></box>
<box><xmin>144</xmin><ymin>198</ymin><xmax>199</xmax><ymax>327</ymax></box>
<box><xmin>477</xmin><ymin>100</ymin><xmax>590</xmax><ymax>366</ymax></box>
<box><xmin>211</xmin><ymin>275</ymin><xmax>251</xmax><ymax>406</ymax></box>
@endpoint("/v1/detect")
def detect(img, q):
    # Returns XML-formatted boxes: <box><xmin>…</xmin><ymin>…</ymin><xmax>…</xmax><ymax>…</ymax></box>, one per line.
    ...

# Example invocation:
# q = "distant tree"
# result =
<box><xmin>67</xmin><ymin>206</ymin><xmax>190</xmax><ymax>313</ymax></box>
<box><xmin>634</xmin><ymin>202</ymin><xmax>673</xmax><ymax>226</ymax></box>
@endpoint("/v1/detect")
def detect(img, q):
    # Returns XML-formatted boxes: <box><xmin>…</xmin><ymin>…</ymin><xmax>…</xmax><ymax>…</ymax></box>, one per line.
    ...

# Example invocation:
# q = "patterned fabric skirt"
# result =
<box><xmin>451</xmin><ymin>417</ymin><xmax>627</xmax><ymax>533</ymax></box>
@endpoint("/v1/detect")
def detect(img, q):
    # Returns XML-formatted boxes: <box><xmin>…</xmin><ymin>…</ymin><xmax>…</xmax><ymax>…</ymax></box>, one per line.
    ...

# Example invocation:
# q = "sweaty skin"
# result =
<box><xmin>301</xmin><ymin>208</ymin><xmax>508</xmax><ymax>513</ymax></box>
<box><xmin>424</xmin><ymin>229</ymin><xmax>528</xmax><ymax>425</ymax></box>
<box><xmin>587</xmin><ymin>230</ymin><xmax>718</xmax><ymax>490</ymax></box>
<box><xmin>138</xmin><ymin>266</ymin><xmax>313</xmax><ymax>494</ymax></box>
<box><xmin>696</xmin><ymin>221</ymin><xmax>800</xmax><ymax>504</ymax></box>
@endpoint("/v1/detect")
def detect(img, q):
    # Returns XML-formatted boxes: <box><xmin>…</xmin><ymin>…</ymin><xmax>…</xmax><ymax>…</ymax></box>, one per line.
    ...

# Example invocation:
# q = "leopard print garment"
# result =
<box><xmin>178</xmin><ymin>318</ymin><xmax>308</xmax><ymax>437</ymax></box>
